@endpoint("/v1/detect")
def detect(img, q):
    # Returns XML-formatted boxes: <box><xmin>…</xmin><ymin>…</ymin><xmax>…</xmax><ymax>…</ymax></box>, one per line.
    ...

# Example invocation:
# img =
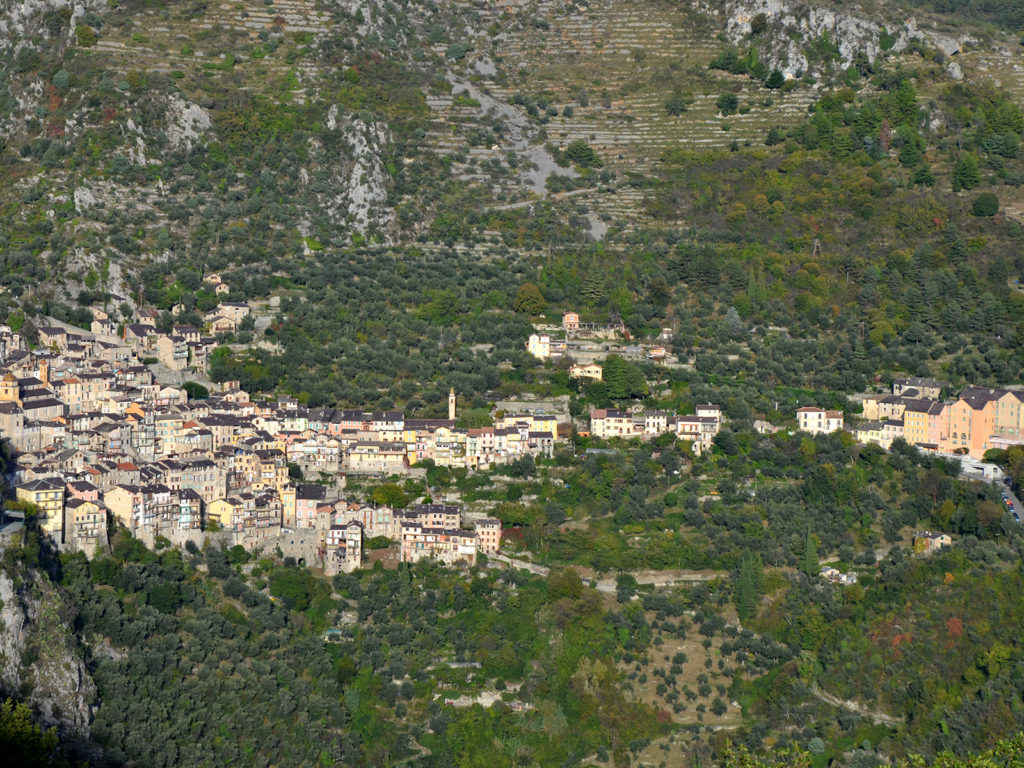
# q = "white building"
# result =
<box><xmin>796</xmin><ymin>407</ymin><xmax>844</xmax><ymax>435</ymax></box>
<box><xmin>589</xmin><ymin>409</ymin><xmax>638</xmax><ymax>438</ymax></box>
<box><xmin>644</xmin><ymin>410</ymin><xmax>668</xmax><ymax>435</ymax></box>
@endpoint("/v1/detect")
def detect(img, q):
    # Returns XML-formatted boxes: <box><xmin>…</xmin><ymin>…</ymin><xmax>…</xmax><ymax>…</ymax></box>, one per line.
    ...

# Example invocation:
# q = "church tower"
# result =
<box><xmin>448</xmin><ymin>387</ymin><xmax>456</xmax><ymax>421</ymax></box>
<box><xmin>0</xmin><ymin>372</ymin><xmax>20</xmax><ymax>406</ymax></box>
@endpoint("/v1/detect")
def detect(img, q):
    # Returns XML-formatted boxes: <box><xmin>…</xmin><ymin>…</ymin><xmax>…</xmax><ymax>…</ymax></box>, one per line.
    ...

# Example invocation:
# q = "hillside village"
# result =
<box><xmin>529</xmin><ymin>312</ymin><xmax>1024</xmax><ymax>467</ymax></box>
<box><xmin>4</xmin><ymin>293</ymin><xmax>1024</xmax><ymax>573</ymax></box>
<box><xmin>0</xmin><ymin>306</ymin><xmax>563</xmax><ymax>570</ymax></box>
<box><xmin>586</xmin><ymin>375</ymin><xmax>1024</xmax><ymax>464</ymax></box>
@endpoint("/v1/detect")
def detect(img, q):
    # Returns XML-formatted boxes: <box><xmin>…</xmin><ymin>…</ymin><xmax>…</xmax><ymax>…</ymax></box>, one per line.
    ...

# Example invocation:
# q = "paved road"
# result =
<box><xmin>957</xmin><ymin>464</ymin><xmax>1022</xmax><ymax>525</ymax></box>
<box><xmin>998</xmin><ymin>481</ymin><xmax>1022</xmax><ymax>524</ymax></box>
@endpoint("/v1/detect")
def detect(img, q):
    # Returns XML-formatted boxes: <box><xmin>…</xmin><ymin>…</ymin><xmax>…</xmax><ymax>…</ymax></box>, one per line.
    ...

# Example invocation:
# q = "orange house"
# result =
<box><xmin>943</xmin><ymin>388</ymin><xmax>998</xmax><ymax>457</ymax></box>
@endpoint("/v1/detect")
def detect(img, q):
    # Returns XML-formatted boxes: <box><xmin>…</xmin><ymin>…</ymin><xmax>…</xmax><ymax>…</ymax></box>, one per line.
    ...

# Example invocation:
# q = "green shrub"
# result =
<box><xmin>665</xmin><ymin>92</ymin><xmax>689</xmax><ymax>116</ymax></box>
<box><xmin>972</xmin><ymin>192</ymin><xmax>999</xmax><ymax>217</ymax></box>
<box><xmin>564</xmin><ymin>139</ymin><xmax>603</xmax><ymax>168</ymax></box>
<box><xmin>75</xmin><ymin>24</ymin><xmax>97</xmax><ymax>47</ymax></box>
<box><xmin>716</xmin><ymin>93</ymin><xmax>739</xmax><ymax>115</ymax></box>
<box><xmin>446</xmin><ymin>41</ymin><xmax>471</xmax><ymax>60</ymax></box>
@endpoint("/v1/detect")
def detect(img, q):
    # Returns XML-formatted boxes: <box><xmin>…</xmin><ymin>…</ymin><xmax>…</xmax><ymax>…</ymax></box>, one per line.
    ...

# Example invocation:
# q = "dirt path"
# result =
<box><xmin>809</xmin><ymin>681</ymin><xmax>903</xmax><ymax>727</ymax></box>
<box><xmin>488</xmin><ymin>554</ymin><xmax>725</xmax><ymax>593</ymax></box>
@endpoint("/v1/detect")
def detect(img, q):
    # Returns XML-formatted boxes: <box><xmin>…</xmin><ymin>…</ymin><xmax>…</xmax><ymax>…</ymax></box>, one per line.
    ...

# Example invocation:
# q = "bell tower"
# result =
<box><xmin>0</xmin><ymin>372</ymin><xmax>21</xmax><ymax>406</ymax></box>
<box><xmin>448</xmin><ymin>387</ymin><xmax>456</xmax><ymax>421</ymax></box>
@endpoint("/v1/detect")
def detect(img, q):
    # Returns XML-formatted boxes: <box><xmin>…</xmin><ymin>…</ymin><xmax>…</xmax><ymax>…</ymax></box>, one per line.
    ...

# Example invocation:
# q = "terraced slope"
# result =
<box><xmin>86</xmin><ymin>0</ymin><xmax>334</xmax><ymax>102</ymax></box>
<box><xmin>479</xmin><ymin>0</ymin><xmax>818</xmax><ymax>159</ymax></box>
<box><xmin>2</xmin><ymin>0</ymin><xmax>1024</xmax><ymax>302</ymax></box>
<box><xmin>406</xmin><ymin>0</ymin><xmax>824</xmax><ymax>230</ymax></box>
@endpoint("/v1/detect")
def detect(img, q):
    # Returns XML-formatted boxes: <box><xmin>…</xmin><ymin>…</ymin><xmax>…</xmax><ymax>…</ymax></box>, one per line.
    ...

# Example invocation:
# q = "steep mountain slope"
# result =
<box><xmin>4</xmin><ymin>0</ymin><xmax>1019</xmax><ymax>303</ymax></box>
<box><xmin>2</xmin><ymin>0</ymin><xmax>1024</xmax><ymax>407</ymax></box>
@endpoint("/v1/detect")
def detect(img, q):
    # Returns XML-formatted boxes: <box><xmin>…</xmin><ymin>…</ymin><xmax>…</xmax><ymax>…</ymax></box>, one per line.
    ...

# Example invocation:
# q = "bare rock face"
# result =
<box><xmin>0</xmin><ymin>0</ymin><xmax>105</xmax><ymax>46</ymax></box>
<box><xmin>697</xmin><ymin>0</ymin><xmax>971</xmax><ymax>79</ymax></box>
<box><xmin>163</xmin><ymin>95</ymin><xmax>212</xmax><ymax>153</ymax></box>
<box><xmin>73</xmin><ymin>186</ymin><xmax>96</xmax><ymax>213</ymax></box>
<box><xmin>314</xmin><ymin>104</ymin><xmax>396</xmax><ymax>243</ymax></box>
<box><xmin>0</xmin><ymin>563</ymin><xmax>95</xmax><ymax>739</ymax></box>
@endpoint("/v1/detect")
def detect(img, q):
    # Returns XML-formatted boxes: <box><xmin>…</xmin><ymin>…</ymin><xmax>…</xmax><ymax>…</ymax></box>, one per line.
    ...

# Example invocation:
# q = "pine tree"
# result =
<box><xmin>746</xmin><ymin>267</ymin><xmax>767</xmax><ymax>304</ymax></box>
<box><xmin>746</xmin><ymin>269</ymin><xmax>759</xmax><ymax>303</ymax></box>
<box><xmin>953</xmin><ymin>155</ymin><xmax>981</xmax><ymax>190</ymax></box>
<box><xmin>581</xmin><ymin>269</ymin><xmax>606</xmax><ymax>306</ymax></box>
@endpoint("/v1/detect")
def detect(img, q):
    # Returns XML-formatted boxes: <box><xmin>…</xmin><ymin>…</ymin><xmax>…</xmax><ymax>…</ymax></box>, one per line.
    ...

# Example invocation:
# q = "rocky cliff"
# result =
<box><xmin>0</xmin><ymin>546</ymin><xmax>95</xmax><ymax>741</ymax></box>
<box><xmin>697</xmin><ymin>0</ymin><xmax>970</xmax><ymax>79</ymax></box>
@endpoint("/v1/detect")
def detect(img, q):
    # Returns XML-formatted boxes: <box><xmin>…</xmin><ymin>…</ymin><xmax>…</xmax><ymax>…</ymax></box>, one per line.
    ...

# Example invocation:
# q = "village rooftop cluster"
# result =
<box><xmin>0</xmin><ymin>315</ymin><xmax>556</xmax><ymax>570</ymax></box>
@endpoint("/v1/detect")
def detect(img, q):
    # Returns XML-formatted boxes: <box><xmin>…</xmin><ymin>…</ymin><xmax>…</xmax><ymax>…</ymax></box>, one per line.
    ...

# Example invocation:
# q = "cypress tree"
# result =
<box><xmin>801</xmin><ymin>528</ymin><xmax>819</xmax><ymax>577</ymax></box>
<box><xmin>735</xmin><ymin>551</ymin><xmax>764</xmax><ymax>621</ymax></box>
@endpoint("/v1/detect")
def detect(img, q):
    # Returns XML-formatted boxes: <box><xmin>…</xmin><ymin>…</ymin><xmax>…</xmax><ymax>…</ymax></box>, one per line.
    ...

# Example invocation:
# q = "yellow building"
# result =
<box><xmin>854</xmin><ymin>421</ymin><xmax>886</xmax><ymax>448</ymax></box>
<box><xmin>568</xmin><ymin>363</ymin><xmax>603</xmax><ymax>381</ymax></box>
<box><xmin>16</xmin><ymin>478</ymin><xmax>65</xmax><ymax>541</ymax></box>
<box><xmin>530</xmin><ymin>414</ymin><xmax>559</xmax><ymax>440</ymax></box>
<box><xmin>207</xmin><ymin>498</ymin><xmax>243</xmax><ymax>529</ymax></box>
<box><xmin>993</xmin><ymin>390</ymin><xmax>1024</xmax><ymax>438</ymax></box>
<box><xmin>903</xmin><ymin>400</ymin><xmax>946</xmax><ymax>449</ymax></box>
<box><xmin>494</xmin><ymin>413</ymin><xmax>558</xmax><ymax>440</ymax></box>
<box><xmin>527</xmin><ymin>333</ymin><xmax>551</xmax><ymax>359</ymax></box>
<box><xmin>103</xmin><ymin>485</ymin><xmax>142</xmax><ymax>529</ymax></box>
<box><xmin>65</xmin><ymin>498</ymin><xmax>108</xmax><ymax>553</ymax></box>
<box><xmin>280</xmin><ymin>485</ymin><xmax>297</xmax><ymax>528</ymax></box>
<box><xmin>0</xmin><ymin>372</ymin><xmax>21</xmax><ymax>406</ymax></box>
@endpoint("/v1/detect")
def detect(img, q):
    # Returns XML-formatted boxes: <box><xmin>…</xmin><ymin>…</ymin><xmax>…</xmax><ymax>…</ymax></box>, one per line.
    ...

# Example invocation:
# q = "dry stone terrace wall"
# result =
<box><xmin>134</xmin><ymin>523</ymin><xmax>323</xmax><ymax>562</ymax></box>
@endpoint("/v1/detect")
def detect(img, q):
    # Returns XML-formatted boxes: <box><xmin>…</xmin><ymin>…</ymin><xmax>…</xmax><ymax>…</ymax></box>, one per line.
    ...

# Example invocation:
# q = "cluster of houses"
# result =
<box><xmin>819</xmin><ymin>565</ymin><xmax>858</xmax><ymax>585</ymax></box>
<box><xmin>395</xmin><ymin>503</ymin><xmax>500</xmax><ymax>568</ymax></box>
<box><xmin>0</xmin><ymin>319</ymin><xmax>535</xmax><ymax>565</ymax></box>
<box><xmin>84</xmin><ymin>300</ymin><xmax>252</xmax><ymax>376</ymax></box>
<box><xmin>527</xmin><ymin>311</ymin><xmax>674</xmax><ymax>365</ymax></box>
<box><xmin>284</xmin><ymin>501</ymin><xmax>500</xmax><ymax>572</ymax></box>
<box><xmin>793</xmin><ymin>377</ymin><xmax>1024</xmax><ymax>462</ymax></box>
<box><xmin>122</xmin><ymin>301</ymin><xmax>252</xmax><ymax>372</ymax></box>
<box><xmin>850</xmin><ymin>377</ymin><xmax>1024</xmax><ymax>459</ymax></box>
<box><xmin>588</xmin><ymin>403</ymin><xmax>723</xmax><ymax>454</ymax></box>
